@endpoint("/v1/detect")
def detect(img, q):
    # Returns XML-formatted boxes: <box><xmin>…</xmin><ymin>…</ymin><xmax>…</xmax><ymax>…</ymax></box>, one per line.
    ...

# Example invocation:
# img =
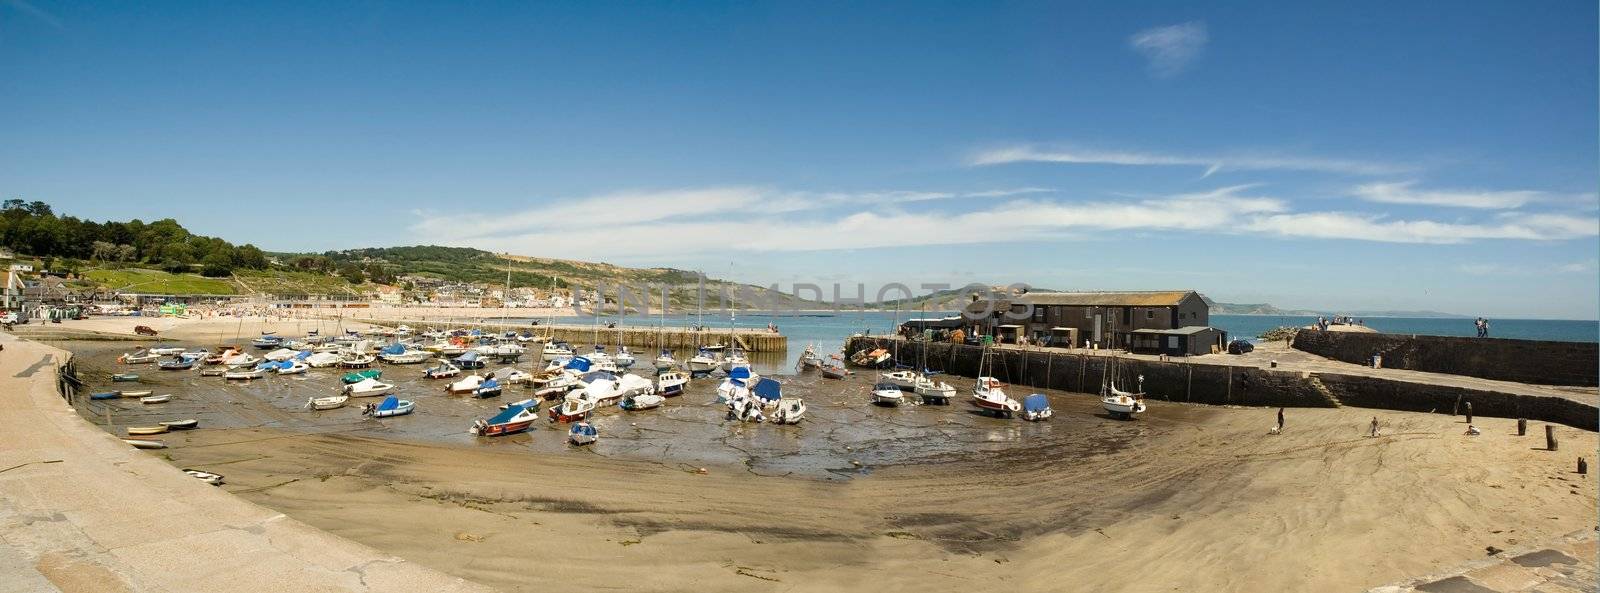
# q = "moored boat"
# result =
<box><xmin>423</xmin><ymin>361</ymin><xmax>461</xmax><ymax>379</ymax></box>
<box><xmin>183</xmin><ymin>469</ymin><xmax>224</xmax><ymax>485</ymax></box>
<box><xmin>123</xmin><ymin>439</ymin><xmax>167</xmax><ymax>449</ymax></box>
<box><xmin>620</xmin><ymin>392</ymin><xmax>664</xmax><ymax>411</ymax></box>
<box><xmin>111</xmin><ymin>373</ymin><xmax>140</xmax><ymax>382</ymax></box>
<box><xmin>338</xmin><ymin>352</ymin><xmax>376</xmax><ymax>369</ymax></box>
<box><xmin>343</xmin><ymin>377</ymin><xmax>396</xmax><ymax>397</ymax></box>
<box><xmin>471</xmin><ymin>404</ymin><xmax>537</xmax><ymax>436</ymax></box>
<box><xmin>445</xmin><ymin>374</ymin><xmax>485</xmax><ymax>395</ymax></box>
<box><xmin>772</xmin><ymin>397</ymin><xmax>806</xmax><ymax>424</ymax></box>
<box><xmin>879</xmin><ymin>369</ymin><xmax>919</xmax><ymax>391</ymax></box>
<box><xmin>871</xmin><ymin>382</ymin><xmax>905</xmax><ymax>407</ymax></box>
<box><xmin>140</xmin><ymin>394</ymin><xmax>171</xmax><ymax>404</ymax></box>
<box><xmin>655</xmin><ymin>371</ymin><xmax>688</xmax><ymax>397</ymax></box>
<box><xmin>126</xmin><ymin>425</ymin><xmax>169</xmax><ymax>436</ymax></box>
<box><xmin>158</xmin><ymin>358</ymin><xmax>195</xmax><ymax>371</ymax></box>
<box><xmin>913</xmin><ymin>373</ymin><xmax>956</xmax><ymax>405</ymax></box>
<box><xmin>1022</xmin><ymin>393</ymin><xmax>1053</xmax><ymax>421</ymax></box>
<box><xmin>473</xmin><ymin>378</ymin><xmax>503</xmax><ymax>398</ymax></box>
<box><xmin>223</xmin><ymin>368</ymin><xmax>265</xmax><ymax>380</ymax></box>
<box><xmin>547</xmin><ymin>397</ymin><xmax>596</xmax><ymax>423</ymax></box>
<box><xmin>971</xmin><ymin>377</ymin><xmax>1020</xmax><ymax>417</ymax></box>
<box><xmin>278</xmin><ymin>361</ymin><xmax>310</xmax><ymax>375</ymax></box>
<box><xmin>687</xmin><ymin>348</ymin><xmax>720</xmax><ymax>374</ymax></box>
<box><xmin>568</xmin><ymin>421</ymin><xmax>598</xmax><ymax>445</ymax></box>
<box><xmin>342</xmin><ymin>369</ymin><xmax>382</xmax><ymax>384</ymax></box>
<box><xmin>653</xmin><ymin>349</ymin><xmax>676</xmax><ymax>371</ymax></box>
<box><xmin>119</xmin><ymin>390</ymin><xmax>152</xmax><ymax>397</ymax></box>
<box><xmin>159</xmin><ymin>419</ymin><xmax>199</xmax><ymax>430</ymax></box>
<box><xmin>119</xmin><ymin>351</ymin><xmax>160</xmax><ymax>364</ymax></box>
<box><xmin>305</xmin><ymin>395</ymin><xmax>350</xmax><ymax>410</ymax></box>
<box><xmin>362</xmin><ymin>395</ymin><xmax>415</xmax><ymax>418</ymax></box>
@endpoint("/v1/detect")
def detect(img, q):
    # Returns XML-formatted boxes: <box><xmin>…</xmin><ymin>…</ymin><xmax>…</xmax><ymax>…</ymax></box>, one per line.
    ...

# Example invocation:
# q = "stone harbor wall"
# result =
<box><xmin>1291</xmin><ymin>329</ymin><xmax>1598</xmax><ymax>387</ymax></box>
<box><xmin>847</xmin><ymin>337</ymin><xmax>1598</xmax><ymax>431</ymax></box>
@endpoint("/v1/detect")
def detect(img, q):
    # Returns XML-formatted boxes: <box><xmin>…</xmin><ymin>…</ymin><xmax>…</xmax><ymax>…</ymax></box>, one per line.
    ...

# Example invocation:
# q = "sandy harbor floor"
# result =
<box><xmin>46</xmin><ymin>317</ymin><xmax>1600</xmax><ymax>592</ymax></box>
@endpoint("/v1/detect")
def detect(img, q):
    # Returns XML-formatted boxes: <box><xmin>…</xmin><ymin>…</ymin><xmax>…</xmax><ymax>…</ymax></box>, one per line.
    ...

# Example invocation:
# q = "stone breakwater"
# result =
<box><xmin>847</xmin><ymin>337</ymin><xmax>1598</xmax><ymax>431</ymax></box>
<box><xmin>1292</xmin><ymin>329</ymin><xmax>1598</xmax><ymax>387</ymax></box>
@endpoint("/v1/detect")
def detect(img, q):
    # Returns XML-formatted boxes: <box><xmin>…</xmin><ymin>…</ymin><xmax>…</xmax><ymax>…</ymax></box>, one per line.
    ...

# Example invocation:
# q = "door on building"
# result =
<box><xmin>1092</xmin><ymin>314</ymin><xmax>1103</xmax><ymax>345</ymax></box>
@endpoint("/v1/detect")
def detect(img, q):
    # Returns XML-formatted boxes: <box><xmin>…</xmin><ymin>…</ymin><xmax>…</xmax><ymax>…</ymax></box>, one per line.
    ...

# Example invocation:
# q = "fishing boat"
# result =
<box><xmin>304</xmin><ymin>351</ymin><xmax>342</xmax><ymax>368</ymax></box>
<box><xmin>879</xmin><ymin>369</ymin><xmax>919</xmax><ymax>391</ymax></box>
<box><xmin>473</xmin><ymin>378</ymin><xmax>503</xmax><ymax>398</ymax></box>
<box><xmin>111</xmin><ymin>372</ymin><xmax>140</xmax><ymax>382</ymax></box>
<box><xmin>158</xmin><ymin>358</ymin><xmax>195</xmax><ymax>371</ymax></box>
<box><xmin>1022</xmin><ymin>394</ymin><xmax>1053</xmax><ymax>421</ymax></box>
<box><xmin>614</xmin><ymin>346</ymin><xmax>636</xmax><ymax>369</ymax></box>
<box><xmin>720</xmin><ymin>347</ymin><xmax>750</xmax><ymax>373</ymax></box>
<box><xmin>655</xmin><ymin>371</ymin><xmax>688</xmax><ymax>397</ymax></box>
<box><xmin>542</xmin><ymin>341</ymin><xmax>574</xmax><ymax>361</ymax></box>
<box><xmin>423</xmin><ymin>361</ymin><xmax>461</xmax><ymax>379</ymax></box>
<box><xmin>821</xmin><ymin>356</ymin><xmax>850</xmax><ymax>380</ymax></box>
<box><xmin>850</xmin><ymin>348</ymin><xmax>892</xmax><ymax>368</ymax></box>
<box><xmin>338</xmin><ymin>352</ymin><xmax>376</xmax><ymax>369</ymax></box>
<box><xmin>305</xmin><ymin>395</ymin><xmax>350</xmax><ymax>410</ymax></box>
<box><xmin>252</xmin><ymin>334</ymin><xmax>283</xmax><ymax>349</ymax></box>
<box><xmin>446</xmin><ymin>374</ymin><xmax>485</xmax><ymax>395</ymax></box>
<box><xmin>118</xmin><ymin>351</ymin><xmax>160</xmax><ymax>364</ymax></box>
<box><xmin>183</xmin><ymin>469</ymin><xmax>224</xmax><ymax>485</ymax></box>
<box><xmin>687</xmin><ymin>348</ymin><xmax>720</xmax><ymax>374</ymax></box>
<box><xmin>620</xmin><ymin>392</ymin><xmax>665</xmax><ymax>411</ymax></box>
<box><xmin>471</xmin><ymin>404</ymin><xmax>537</xmax><ymax>436</ymax></box>
<box><xmin>871</xmin><ymin>382</ymin><xmax>905</xmax><ymax>407</ymax></box>
<box><xmin>90</xmin><ymin>391</ymin><xmax>122</xmax><ymax>400</ymax></box>
<box><xmin>796</xmin><ymin>344</ymin><xmax>822</xmax><ymax>370</ymax></box>
<box><xmin>278</xmin><ymin>360</ymin><xmax>309</xmax><ymax>375</ymax></box>
<box><xmin>568</xmin><ymin>421</ymin><xmax>599</xmax><ymax>445</ymax></box>
<box><xmin>139</xmin><ymin>394</ymin><xmax>171</xmax><ymax>404</ymax></box>
<box><xmin>341</xmin><ymin>369</ymin><xmax>382</xmax><ymax>384</ymax></box>
<box><xmin>547</xmin><ymin>397</ymin><xmax>596</xmax><ymax>423</ymax></box>
<box><xmin>123</xmin><ymin>439</ymin><xmax>167</xmax><ymax>449</ymax></box>
<box><xmin>913</xmin><ymin>374</ymin><xmax>956</xmax><ymax>405</ymax></box>
<box><xmin>653</xmin><ymin>349</ymin><xmax>676</xmax><ymax>371</ymax></box>
<box><xmin>223</xmin><ymin>368</ymin><xmax>265</xmax><ymax>380</ymax></box>
<box><xmin>126</xmin><ymin>425</ymin><xmax>169</xmax><ymax>436</ymax></box>
<box><xmin>159</xmin><ymin>419</ymin><xmax>199</xmax><ymax>430</ymax></box>
<box><xmin>971</xmin><ymin>377</ymin><xmax>1020</xmax><ymax>417</ymax></box>
<box><xmin>362</xmin><ymin>395</ymin><xmax>415</xmax><ymax>418</ymax></box>
<box><xmin>263</xmin><ymin>348</ymin><xmax>300</xmax><ymax>362</ymax></box>
<box><xmin>343</xmin><ymin>377</ymin><xmax>396</xmax><ymax>397</ymax></box>
<box><xmin>771</xmin><ymin>397</ymin><xmax>806</xmax><ymax>424</ymax></box>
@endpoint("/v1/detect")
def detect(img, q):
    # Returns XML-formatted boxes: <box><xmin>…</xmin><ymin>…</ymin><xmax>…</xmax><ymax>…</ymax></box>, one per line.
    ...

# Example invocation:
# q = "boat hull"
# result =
<box><xmin>475</xmin><ymin>419</ymin><xmax>533</xmax><ymax>436</ymax></box>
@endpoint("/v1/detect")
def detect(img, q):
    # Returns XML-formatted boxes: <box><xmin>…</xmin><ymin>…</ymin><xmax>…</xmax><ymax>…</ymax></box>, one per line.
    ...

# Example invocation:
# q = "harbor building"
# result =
<box><xmin>964</xmin><ymin>290</ymin><xmax>1225</xmax><ymax>355</ymax></box>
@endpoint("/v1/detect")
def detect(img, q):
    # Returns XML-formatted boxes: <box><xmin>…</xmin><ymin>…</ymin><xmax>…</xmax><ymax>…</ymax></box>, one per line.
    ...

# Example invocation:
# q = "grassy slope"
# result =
<box><xmin>81</xmin><ymin>269</ymin><xmax>236</xmax><ymax>295</ymax></box>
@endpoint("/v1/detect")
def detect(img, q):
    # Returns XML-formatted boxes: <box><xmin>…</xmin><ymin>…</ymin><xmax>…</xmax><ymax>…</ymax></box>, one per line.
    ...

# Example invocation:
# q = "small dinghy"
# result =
<box><xmin>160</xmin><ymin>419</ymin><xmax>199</xmax><ymax>430</ymax></box>
<box><xmin>223</xmin><ymin>368</ymin><xmax>265</xmax><ymax>380</ymax></box>
<box><xmin>118</xmin><ymin>351</ymin><xmax>160</xmax><ymax>364</ymax></box>
<box><xmin>772</xmin><ymin>397</ymin><xmax>806</xmax><ymax>424</ymax></box>
<box><xmin>338</xmin><ymin>352</ymin><xmax>376</xmax><ymax>369</ymax></box>
<box><xmin>111</xmin><ymin>373</ymin><xmax>140</xmax><ymax>382</ymax></box>
<box><xmin>305</xmin><ymin>395</ymin><xmax>350</xmax><ymax>411</ymax></box>
<box><xmin>119</xmin><ymin>390</ymin><xmax>152</xmax><ymax>397</ymax></box>
<box><xmin>620</xmin><ymin>392</ymin><xmax>665</xmax><ymax>411</ymax></box>
<box><xmin>147</xmin><ymin>347</ymin><xmax>185</xmax><ymax>356</ymax></box>
<box><xmin>90</xmin><ymin>391</ymin><xmax>121</xmax><ymax>400</ymax></box>
<box><xmin>123</xmin><ymin>439</ymin><xmax>167</xmax><ymax>449</ymax></box>
<box><xmin>655</xmin><ymin>371</ymin><xmax>688</xmax><ymax>397</ymax></box>
<box><xmin>343</xmin><ymin>377</ymin><xmax>396</xmax><ymax>398</ymax></box>
<box><xmin>278</xmin><ymin>361</ymin><xmax>309</xmax><ymax>375</ymax></box>
<box><xmin>140</xmin><ymin>394</ymin><xmax>171</xmax><ymax>404</ymax></box>
<box><xmin>341</xmin><ymin>369</ymin><xmax>382</xmax><ymax>384</ymax></box>
<box><xmin>423</xmin><ymin>362</ymin><xmax>461</xmax><ymax>379</ymax></box>
<box><xmin>548</xmin><ymin>397</ymin><xmax>596</xmax><ymax>423</ymax></box>
<box><xmin>472</xmin><ymin>378</ymin><xmax>503</xmax><ymax>399</ymax></box>
<box><xmin>568</xmin><ymin>421</ymin><xmax>598</xmax><ymax>446</ymax></box>
<box><xmin>158</xmin><ymin>358</ymin><xmax>195</xmax><ymax>371</ymax></box>
<box><xmin>263</xmin><ymin>348</ymin><xmax>299</xmax><ymax>362</ymax></box>
<box><xmin>471</xmin><ymin>403</ymin><xmax>537</xmax><ymax>436</ymax></box>
<box><xmin>126</xmin><ymin>425</ymin><xmax>169</xmax><ymax>436</ymax></box>
<box><xmin>446</xmin><ymin>374</ymin><xmax>484</xmax><ymax>395</ymax></box>
<box><xmin>1021</xmin><ymin>394</ymin><xmax>1053</xmax><ymax>421</ymax></box>
<box><xmin>362</xmin><ymin>395</ymin><xmax>415</xmax><ymax>418</ymax></box>
<box><xmin>198</xmin><ymin>367</ymin><xmax>226</xmax><ymax>377</ymax></box>
<box><xmin>182</xmin><ymin>469</ymin><xmax>224</xmax><ymax>485</ymax></box>
<box><xmin>871</xmin><ymin>382</ymin><xmax>905</xmax><ymax>407</ymax></box>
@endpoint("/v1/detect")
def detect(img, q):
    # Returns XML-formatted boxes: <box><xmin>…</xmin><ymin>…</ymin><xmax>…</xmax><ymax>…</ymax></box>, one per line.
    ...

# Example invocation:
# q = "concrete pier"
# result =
<box><xmin>0</xmin><ymin>333</ymin><xmax>490</xmax><ymax>592</ymax></box>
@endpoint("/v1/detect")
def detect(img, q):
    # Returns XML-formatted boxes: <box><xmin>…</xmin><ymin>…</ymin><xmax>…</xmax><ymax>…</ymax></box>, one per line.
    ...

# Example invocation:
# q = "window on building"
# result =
<box><xmin>1146</xmin><ymin>309</ymin><xmax>1154</xmax><ymax>320</ymax></box>
<box><xmin>1033</xmin><ymin>305</ymin><xmax>1045</xmax><ymax>322</ymax></box>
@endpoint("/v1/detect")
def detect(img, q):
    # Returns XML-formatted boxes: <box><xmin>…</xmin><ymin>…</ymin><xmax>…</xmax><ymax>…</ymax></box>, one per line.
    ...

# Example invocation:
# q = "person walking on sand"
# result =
<box><xmin>1368</xmin><ymin>416</ymin><xmax>1379</xmax><ymax>438</ymax></box>
<box><xmin>1271</xmin><ymin>407</ymin><xmax>1285</xmax><ymax>435</ymax></box>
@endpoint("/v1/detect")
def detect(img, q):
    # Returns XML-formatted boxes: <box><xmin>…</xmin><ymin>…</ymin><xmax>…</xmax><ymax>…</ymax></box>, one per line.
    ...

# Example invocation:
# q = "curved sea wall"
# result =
<box><xmin>0</xmin><ymin>335</ymin><xmax>490</xmax><ymax>592</ymax></box>
<box><xmin>847</xmin><ymin>337</ymin><xmax>1598</xmax><ymax>431</ymax></box>
<box><xmin>1291</xmin><ymin>329</ymin><xmax>1598</xmax><ymax>387</ymax></box>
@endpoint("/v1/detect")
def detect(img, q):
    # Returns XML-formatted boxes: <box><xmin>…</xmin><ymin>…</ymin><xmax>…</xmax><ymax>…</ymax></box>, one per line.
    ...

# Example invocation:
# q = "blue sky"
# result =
<box><xmin>2</xmin><ymin>1</ymin><xmax>1596</xmax><ymax>318</ymax></box>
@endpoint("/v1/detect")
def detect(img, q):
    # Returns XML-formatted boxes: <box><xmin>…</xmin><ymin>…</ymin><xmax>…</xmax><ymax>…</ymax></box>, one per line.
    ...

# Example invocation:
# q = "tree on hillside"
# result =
<box><xmin>337</xmin><ymin>262</ymin><xmax>365</xmax><ymax>284</ymax></box>
<box><xmin>201</xmin><ymin>252</ymin><xmax>234</xmax><ymax>277</ymax></box>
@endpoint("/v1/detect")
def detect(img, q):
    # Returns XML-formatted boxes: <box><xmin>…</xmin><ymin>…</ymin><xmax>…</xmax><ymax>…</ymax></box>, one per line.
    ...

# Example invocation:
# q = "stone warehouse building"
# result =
<box><xmin>964</xmin><ymin>290</ymin><xmax>1225</xmax><ymax>356</ymax></box>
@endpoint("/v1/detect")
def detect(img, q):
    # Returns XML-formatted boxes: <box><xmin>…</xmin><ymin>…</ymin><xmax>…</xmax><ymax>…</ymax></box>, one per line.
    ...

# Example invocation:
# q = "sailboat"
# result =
<box><xmin>653</xmin><ymin>285</ymin><xmax>676</xmax><ymax>371</ymax></box>
<box><xmin>911</xmin><ymin>315</ymin><xmax>955</xmax><ymax>403</ymax></box>
<box><xmin>970</xmin><ymin>344</ymin><xmax>1020</xmax><ymax>417</ymax></box>
<box><xmin>1100</xmin><ymin>360</ymin><xmax>1147</xmax><ymax>420</ymax></box>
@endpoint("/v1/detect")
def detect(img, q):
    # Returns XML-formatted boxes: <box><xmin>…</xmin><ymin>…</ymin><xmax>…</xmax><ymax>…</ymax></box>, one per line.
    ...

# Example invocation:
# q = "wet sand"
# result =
<box><xmin>56</xmin><ymin>318</ymin><xmax>1600</xmax><ymax>592</ymax></box>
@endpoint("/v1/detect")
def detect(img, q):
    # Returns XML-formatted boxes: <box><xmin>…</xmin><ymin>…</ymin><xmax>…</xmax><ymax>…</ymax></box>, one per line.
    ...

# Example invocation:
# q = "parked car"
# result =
<box><xmin>1226</xmin><ymin>339</ymin><xmax>1255</xmax><ymax>355</ymax></box>
<box><xmin>134</xmin><ymin>325</ymin><xmax>159</xmax><ymax>336</ymax></box>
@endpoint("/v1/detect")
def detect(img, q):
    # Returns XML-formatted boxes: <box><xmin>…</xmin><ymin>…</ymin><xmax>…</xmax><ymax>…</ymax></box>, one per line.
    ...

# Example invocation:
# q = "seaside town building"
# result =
<box><xmin>964</xmin><ymin>290</ymin><xmax>1225</xmax><ymax>356</ymax></box>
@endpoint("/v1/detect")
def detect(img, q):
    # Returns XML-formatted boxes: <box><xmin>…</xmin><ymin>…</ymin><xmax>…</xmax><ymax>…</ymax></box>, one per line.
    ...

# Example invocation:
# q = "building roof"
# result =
<box><xmin>1016</xmin><ymin>290</ymin><xmax>1198</xmax><ymax>307</ymax></box>
<box><xmin>1131</xmin><ymin>325</ymin><xmax>1219</xmax><ymax>336</ymax></box>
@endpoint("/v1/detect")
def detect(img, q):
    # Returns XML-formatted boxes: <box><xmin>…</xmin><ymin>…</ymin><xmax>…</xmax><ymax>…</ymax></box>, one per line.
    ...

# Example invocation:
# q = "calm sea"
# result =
<box><xmin>540</xmin><ymin>311</ymin><xmax>1597</xmax><ymax>365</ymax></box>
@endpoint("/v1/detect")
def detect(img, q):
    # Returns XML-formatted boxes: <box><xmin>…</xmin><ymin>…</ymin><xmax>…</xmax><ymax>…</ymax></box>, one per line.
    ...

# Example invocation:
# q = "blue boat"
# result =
<box><xmin>751</xmin><ymin>377</ymin><xmax>782</xmax><ymax>405</ymax></box>
<box><xmin>90</xmin><ymin>391</ymin><xmax>121</xmax><ymax>400</ymax></box>
<box><xmin>564</xmin><ymin>356</ymin><xmax>592</xmax><ymax>372</ymax></box>
<box><xmin>251</xmin><ymin>335</ymin><xmax>283</xmax><ymax>349</ymax></box>
<box><xmin>158</xmin><ymin>358</ymin><xmax>195</xmax><ymax>371</ymax></box>
<box><xmin>364</xmin><ymin>395</ymin><xmax>415</xmax><ymax>418</ymax></box>
<box><xmin>473</xmin><ymin>378</ymin><xmax>502</xmax><ymax>399</ymax></box>
<box><xmin>453</xmin><ymin>351</ymin><xmax>485</xmax><ymax>369</ymax></box>
<box><xmin>380</xmin><ymin>343</ymin><xmax>406</xmax><ymax>357</ymax></box>
<box><xmin>568</xmin><ymin>422</ymin><xmax>598</xmax><ymax>445</ymax></box>
<box><xmin>1022</xmin><ymin>394</ymin><xmax>1053</xmax><ymax>421</ymax></box>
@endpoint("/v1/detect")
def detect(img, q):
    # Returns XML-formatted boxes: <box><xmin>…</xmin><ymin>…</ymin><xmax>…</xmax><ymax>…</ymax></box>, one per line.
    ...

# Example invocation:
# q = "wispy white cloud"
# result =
<box><xmin>1353</xmin><ymin>180</ymin><xmax>1545</xmax><ymax>210</ymax></box>
<box><xmin>1458</xmin><ymin>260</ymin><xmax>1598</xmax><ymax>276</ymax></box>
<box><xmin>1129</xmin><ymin>22</ymin><xmax>1208</xmax><ymax>78</ymax></box>
<box><xmin>970</xmin><ymin>144</ymin><xmax>1406</xmax><ymax>176</ymax></box>
<box><xmin>2</xmin><ymin>0</ymin><xmax>64</xmax><ymax>29</ymax></box>
<box><xmin>415</xmin><ymin>184</ymin><xmax>1598</xmax><ymax>261</ymax></box>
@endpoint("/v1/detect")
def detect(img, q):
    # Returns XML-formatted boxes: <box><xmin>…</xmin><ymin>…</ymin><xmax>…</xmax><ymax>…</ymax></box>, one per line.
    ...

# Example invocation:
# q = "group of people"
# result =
<box><xmin>1474</xmin><ymin>317</ymin><xmax>1491</xmax><ymax>338</ymax></box>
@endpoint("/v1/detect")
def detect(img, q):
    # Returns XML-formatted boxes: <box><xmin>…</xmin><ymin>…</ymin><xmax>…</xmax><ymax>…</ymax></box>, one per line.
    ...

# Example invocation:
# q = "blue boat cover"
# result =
<box><xmin>565</xmin><ymin>356</ymin><xmax>591</xmax><ymax>371</ymax></box>
<box><xmin>381</xmin><ymin>343</ymin><xmax>405</xmax><ymax>355</ymax></box>
<box><xmin>579</xmin><ymin>371</ymin><xmax>615</xmax><ymax>383</ymax></box>
<box><xmin>469</xmin><ymin>329</ymin><xmax>481</xmax><ymax>336</ymax></box>
<box><xmin>455</xmin><ymin>351</ymin><xmax>480</xmax><ymax>362</ymax></box>
<box><xmin>728</xmin><ymin>366</ymin><xmax>752</xmax><ymax>380</ymax></box>
<box><xmin>570</xmin><ymin>423</ymin><xmax>598</xmax><ymax>436</ymax></box>
<box><xmin>479</xmin><ymin>379</ymin><xmax>500</xmax><ymax>389</ymax></box>
<box><xmin>752</xmin><ymin>377</ymin><xmax>781</xmax><ymax>402</ymax></box>
<box><xmin>377</xmin><ymin>396</ymin><xmax>399</xmax><ymax>412</ymax></box>
<box><xmin>486</xmin><ymin>404</ymin><xmax>526</xmax><ymax>424</ymax></box>
<box><xmin>1024</xmin><ymin>394</ymin><xmax>1050</xmax><ymax>412</ymax></box>
<box><xmin>294</xmin><ymin>350</ymin><xmax>311</xmax><ymax>360</ymax></box>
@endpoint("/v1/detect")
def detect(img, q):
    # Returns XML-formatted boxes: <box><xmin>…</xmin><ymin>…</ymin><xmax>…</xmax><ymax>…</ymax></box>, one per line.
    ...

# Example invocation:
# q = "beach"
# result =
<box><xmin>34</xmin><ymin>316</ymin><xmax>1600</xmax><ymax>591</ymax></box>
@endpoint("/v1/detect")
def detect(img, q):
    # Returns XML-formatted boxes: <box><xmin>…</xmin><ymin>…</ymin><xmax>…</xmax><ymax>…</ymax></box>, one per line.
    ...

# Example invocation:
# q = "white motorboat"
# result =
<box><xmin>720</xmin><ymin>347</ymin><xmax>750</xmax><ymax>373</ymax></box>
<box><xmin>362</xmin><ymin>395</ymin><xmax>415</xmax><ymax>418</ymax></box>
<box><xmin>139</xmin><ymin>394</ymin><xmax>171</xmax><ymax>404</ymax></box>
<box><xmin>147</xmin><ymin>347</ymin><xmax>185</xmax><ymax>356</ymax></box>
<box><xmin>653</xmin><ymin>349</ymin><xmax>677</xmax><ymax>371</ymax></box>
<box><xmin>771</xmin><ymin>397</ymin><xmax>806</xmax><ymax>424</ymax></box>
<box><xmin>278</xmin><ymin>361</ymin><xmax>310</xmax><ymax>375</ymax></box>
<box><xmin>620</xmin><ymin>392</ymin><xmax>665</xmax><ymax>411</ymax></box>
<box><xmin>118</xmin><ymin>351</ymin><xmax>161</xmax><ymax>364</ymax></box>
<box><xmin>655</xmin><ymin>371</ymin><xmax>688</xmax><ymax>397</ymax></box>
<box><xmin>338</xmin><ymin>352</ymin><xmax>376</xmax><ymax>368</ymax></box>
<box><xmin>879</xmin><ymin>369</ymin><xmax>919</xmax><ymax>391</ymax></box>
<box><xmin>343</xmin><ymin>377</ymin><xmax>396</xmax><ymax>397</ymax></box>
<box><xmin>971</xmin><ymin>377</ymin><xmax>1020</xmax><ymax>417</ymax></box>
<box><xmin>687</xmin><ymin>348</ymin><xmax>720</xmax><ymax>374</ymax></box>
<box><xmin>305</xmin><ymin>395</ymin><xmax>350</xmax><ymax>410</ymax></box>
<box><xmin>913</xmin><ymin>375</ymin><xmax>956</xmax><ymax>404</ymax></box>
<box><xmin>263</xmin><ymin>348</ymin><xmax>300</xmax><ymax>362</ymax></box>
<box><xmin>123</xmin><ymin>439</ymin><xmax>167</xmax><ymax>449</ymax></box>
<box><xmin>568</xmin><ymin>421</ymin><xmax>599</xmax><ymax>445</ymax></box>
<box><xmin>446</xmin><ymin>375</ymin><xmax>485</xmax><ymax>395</ymax></box>
<box><xmin>378</xmin><ymin>348</ymin><xmax>431</xmax><ymax>364</ymax></box>
<box><xmin>304</xmin><ymin>352</ymin><xmax>342</xmax><ymax>368</ymax></box>
<box><xmin>183</xmin><ymin>469</ymin><xmax>224</xmax><ymax>485</ymax></box>
<box><xmin>222</xmin><ymin>353</ymin><xmax>260</xmax><ymax>368</ymax></box>
<box><xmin>796</xmin><ymin>344</ymin><xmax>822</xmax><ymax>370</ymax></box>
<box><xmin>548</xmin><ymin>396</ymin><xmax>596</xmax><ymax>422</ymax></box>
<box><xmin>223</xmin><ymin>368</ymin><xmax>265</xmax><ymax>380</ymax></box>
<box><xmin>613</xmin><ymin>347</ymin><xmax>636</xmax><ymax>368</ymax></box>
<box><xmin>423</xmin><ymin>361</ymin><xmax>461</xmax><ymax>379</ymax></box>
<box><xmin>496</xmin><ymin>368</ymin><xmax>534</xmax><ymax>385</ymax></box>
<box><xmin>871</xmin><ymin>382</ymin><xmax>905</xmax><ymax>407</ymax></box>
<box><xmin>542</xmin><ymin>341</ymin><xmax>575</xmax><ymax>361</ymax></box>
<box><xmin>1022</xmin><ymin>394</ymin><xmax>1054</xmax><ymax>421</ymax></box>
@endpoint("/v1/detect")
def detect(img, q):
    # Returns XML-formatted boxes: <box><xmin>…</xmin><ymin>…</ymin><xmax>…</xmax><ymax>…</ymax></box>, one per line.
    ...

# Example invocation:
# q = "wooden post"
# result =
<box><xmin>1464</xmin><ymin>401</ymin><xmax>1472</xmax><ymax>424</ymax></box>
<box><xmin>1546</xmin><ymin>425</ymin><xmax>1558</xmax><ymax>451</ymax></box>
<box><xmin>1517</xmin><ymin>418</ymin><xmax>1526</xmax><ymax>436</ymax></box>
